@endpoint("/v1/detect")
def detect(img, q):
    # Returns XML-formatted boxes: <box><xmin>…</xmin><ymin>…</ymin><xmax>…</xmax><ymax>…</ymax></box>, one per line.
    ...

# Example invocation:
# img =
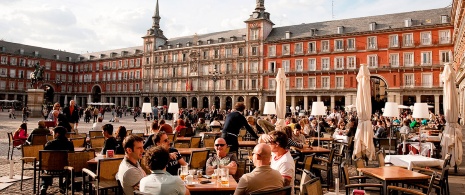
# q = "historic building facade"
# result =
<box><xmin>452</xmin><ymin>0</ymin><xmax>465</xmax><ymax>120</ymax></box>
<box><xmin>0</xmin><ymin>1</ymin><xmax>455</xmax><ymax>114</ymax></box>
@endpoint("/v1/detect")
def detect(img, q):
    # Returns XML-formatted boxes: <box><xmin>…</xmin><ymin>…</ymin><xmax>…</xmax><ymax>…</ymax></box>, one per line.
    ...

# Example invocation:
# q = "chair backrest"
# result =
<box><xmin>68</xmin><ymin>150</ymin><xmax>95</xmax><ymax>172</ymax></box>
<box><xmin>97</xmin><ymin>157</ymin><xmax>124</xmax><ymax>180</ymax></box>
<box><xmin>303</xmin><ymin>154</ymin><xmax>316</xmax><ymax>171</ymax></box>
<box><xmin>91</xmin><ymin>137</ymin><xmax>105</xmax><ymax>148</ymax></box>
<box><xmin>234</xmin><ymin>160</ymin><xmax>246</xmax><ymax>181</ymax></box>
<box><xmin>46</xmin><ymin>135</ymin><xmax>54</xmax><ymax>142</ymax></box>
<box><xmin>376</xmin><ymin>149</ymin><xmax>385</xmax><ymax>167</ymax></box>
<box><xmin>76</xmin><ymin>133</ymin><xmax>87</xmax><ymax>138</ymax></box>
<box><xmin>346</xmin><ymin>136</ymin><xmax>354</xmax><ymax>148</ymax></box>
<box><xmin>190</xmin><ymin>136</ymin><xmax>202</xmax><ymax>148</ymax></box>
<box><xmin>133</xmin><ymin>133</ymin><xmax>145</xmax><ymax>137</ymax></box>
<box><xmin>65</xmin><ymin>132</ymin><xmax>76</xmax><ymax>138</ymax></box>
<box><xmin>22</xmin><ymin>144</ymin><xmax>44</xmax><ymax>163</ymax></box>
<box><xmin>354</xmin><ymin>157</ymin><xmax>365</xmax><ymax>169</ymax></box>
<box><xmin>340</xmin><ymin>161</ymin><xmax>350</xmax><ymax>186</ymax></box>
<box><xmin>189</xmin><ymin>150</ymin><xmax>210</xmax><ymax>170</ymax></box>
<box><xmin>179</xmin><ymin>128</ymin><xmax>187</xmax><ymax>137</ymax></box>
<box><xmin>186</xmin><ymin>127</ymin><xmax>194</xmax><ymax>137</ymax></box>
<box><xmin>39</xmin><ymin>150</ymin><xmax>68</xmax><ymax>171</ymax></box>
<box><xmin>239</xmin><ymin>128</ymin><xmax>247</xmax><ymax>137</ymax></box>
<box><xmin>304</xmin><ymin>177</ymin><xmax>323</xmax><ymax>195</ymax></box>
<box><xmin>126</xmin><ymin>130</ymin><xmax>133</xmax><ymax>135</ymax></box>
<box><xmin>203</xmin><ymin>135</ymin><xmax>215</xmax><ymax>148</ymax></box>
<box><xmin>250</xmin><ymin>186</ymin><xmax>292</xmax><ymax>195</ymax></box>
<box><xmin>327</xmin><ymin>148</ymin><xmax>336</xmax><ymax>162</ymax></box>
<box><xmin>71</xmin><ymin>137</ymin><xmax>86</xmax><ymax>148</ymax></box>
<box><xmin>167</xmin><ymin>133</ymin><xmax>176</xmax><ymax>143</ymax></box>
<box><xmin>89</xmin><ymin>130</ymin><xmax>101</xmax><ymax>138</ymax></box>
<box><xmin>31</xmin><ymin>134</ymin><xmax>49</xmax><ymax>145</ymax></box>
<box><xmin>7</xmin><ymin>132</ymin><xmax>13</xmax><ymax>145</ymax></box>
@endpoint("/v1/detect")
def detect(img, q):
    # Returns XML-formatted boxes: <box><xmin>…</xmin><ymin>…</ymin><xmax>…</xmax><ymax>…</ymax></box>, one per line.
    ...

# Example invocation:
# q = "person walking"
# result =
<box><xmin>221</xmin><ymin>102</ymin><xmax>258</xmax><ymax>153</ymax></box>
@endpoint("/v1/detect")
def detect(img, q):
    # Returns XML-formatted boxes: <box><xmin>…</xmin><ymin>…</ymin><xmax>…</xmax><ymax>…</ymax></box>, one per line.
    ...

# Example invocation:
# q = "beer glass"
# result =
<box><xmin>178</xmin><ymin>164</ymin><xmax>188</xmax><ymax>181</ymax></box>
<box><xmin>219</xmin><ymin>168</ymin><xmax>229</xmax><ymax>187</ymax></box>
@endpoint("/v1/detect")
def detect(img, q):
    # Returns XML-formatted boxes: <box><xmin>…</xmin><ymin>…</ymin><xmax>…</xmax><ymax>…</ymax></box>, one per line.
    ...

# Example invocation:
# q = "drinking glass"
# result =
<box><xmin>309</xmin><ymin>138</ymin><xmax>315</xmax><ymax>148</ymax></box>
<box><xmin>219</xmin><ymin>168</ymin><xmax>229</xmax><ymax>187</ymax></box>
<box><xmin>178</xmin><ymin>164</ymin><xmax>188</xmax><ymax>181</ymax></box>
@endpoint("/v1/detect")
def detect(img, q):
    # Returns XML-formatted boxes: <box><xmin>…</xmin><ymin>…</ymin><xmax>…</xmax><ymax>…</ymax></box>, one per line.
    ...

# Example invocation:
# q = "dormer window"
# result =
<box><xmin>186</xmin><ymin>42</ymin><xmax>190</xmax><ymax>47</ymax></box>
<box><xmin>19</xmin><ymin>49</ymin><xmax>24</xmax><ymax>54</ymax></box>
<box><xmin>79</xmin><ymin>57</ymin><xmax>85</xmax><ymax>61</ymax></box>
<box><xmin>158</xmin><ymin>46</ymin><xmax>163</xmax><ymax>50</ymax></box>
<box><xmin>242</xmin><ymin>34</ymin><xmax>247</xmax><ymax>40</ymax></box>
<box><xmin>218</xmin><ymin>37</ymin><xmax>224</xmax><ymax>43</ymax></box>
<box><xmin>337</xmin><ymin>26</ymin><xmax>344</xmax><ymax>34</ymax></box>
<box><xmin>309</xmin><ymin>28</ymin><xmax>317</xmax><ymax>36</ymax></box>
<box><xmin>134</xmin><ymin>49</ymin><xmax>141</xmax><ymax>54</ymax></box>
<box><xmin>0</xmin><ymin>46</ymin><xmax>5</xmax><ymax>52</ymax></box>
<box><xmin>54</xmin><ymin>54</ymin><xmax>59</xmax><ymax>60</ymax></box>
<box><xmin>121</xmin><ymin>51</ymin><xmax>128</xmax><ymax>56</ymax></box>
<box><xmin>88</xmin><ymin>56</ymin><xmax>94</xmax><ymax>60</ymax></box>
<box><xmin>167</xmin><ymin>45</ymin><xmax>172</xmax><ymax>49</ymax></box>
<box><xmin>404</xmin><ymin>18</ymin><xmax>412</xmax><ymax>27</ymax></box>
<box><xmin>207</xmin><ymin>39</ymin><xmax>212</xmax><ymax>44</ymax></box>
<box><xmin>110</xmin><ymin>52</ymin><xmax>117</xmax><ymax>58</ymax></box>
<box><xmin>230</xmin><ymin>36</ymin><xmax>236</xmax><ymax>42</ymax></box>
<box><xmin>197</xmin><ymin>40</ymin><xmax>202</xmax><ymax>45</ymax></box>
<box><xmin>176</xmin><ymin>43</ymin><xmax>181</xmax><ymax>48</ymax></box>
<box><xmin>67</xmin><ymin>57</ymin><xmax>72</xmax><ymax>62</ymax></box>
<box><xmin>285</xmin><ymin>31</ymin><xmax>291</xmax><ymax>39</ymax></box>
<box><xmin>33</xmin><ymin>51</ymin><xmax>39</xmax><ymax>56</ymax></box>
<box><xmin>100</xmin><ymin>54</ymin><xmax>106</xmax><ymax>59</ymax></box>
<box><xmin>369</xmin><ymin>22</ymin><xmax>376</xmax><ymax>31</ymax></box>
<box><xmin>441</xmin><ymin>15</ymin><xmax>449</xmax><ymax>23</ymax></box>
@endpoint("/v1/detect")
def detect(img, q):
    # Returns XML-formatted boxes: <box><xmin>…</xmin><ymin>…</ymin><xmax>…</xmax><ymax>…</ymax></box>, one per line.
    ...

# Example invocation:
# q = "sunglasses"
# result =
<box><xmin>215</xmin><ymin>144</ymin><xmax>226</xmax><ymax>147</ymax></box>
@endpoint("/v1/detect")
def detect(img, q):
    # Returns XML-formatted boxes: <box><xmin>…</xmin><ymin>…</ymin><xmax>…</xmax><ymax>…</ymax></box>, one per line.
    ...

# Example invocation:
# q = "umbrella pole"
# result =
<box><xmin>317</xmin><ymin>123</ymin><xmax>320</xmax><ymax>148</ymax></box>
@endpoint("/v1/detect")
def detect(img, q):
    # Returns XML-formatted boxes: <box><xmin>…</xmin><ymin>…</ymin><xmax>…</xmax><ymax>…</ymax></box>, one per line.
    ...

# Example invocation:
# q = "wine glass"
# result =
<box><xmin>309</xmin><ymin>138</ymin><xmax>314</xmax><ymax>148</ymax></box>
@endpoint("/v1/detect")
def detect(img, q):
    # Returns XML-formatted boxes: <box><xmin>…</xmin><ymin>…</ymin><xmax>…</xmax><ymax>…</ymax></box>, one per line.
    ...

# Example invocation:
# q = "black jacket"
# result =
<box><xmin>63</xmin><ymin>106</ymin><xmax>80</xmax><ymax>123</ymax></box>
<box><xmin>44</xmin><ymin>137</ymin><xmax>74</xmax><ymax>151</ymax></box>
<box><xmin>222</xmin><ymin>111</ymin><xmax>258</xmax><ymax>138</ymax></box>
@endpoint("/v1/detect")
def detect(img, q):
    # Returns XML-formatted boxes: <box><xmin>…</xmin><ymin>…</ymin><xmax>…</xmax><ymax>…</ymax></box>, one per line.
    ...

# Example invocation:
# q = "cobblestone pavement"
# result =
<box><xmin>0</xmin><ymin>111</ymin><xmax>463</xmax><ymax>194</ymax></box>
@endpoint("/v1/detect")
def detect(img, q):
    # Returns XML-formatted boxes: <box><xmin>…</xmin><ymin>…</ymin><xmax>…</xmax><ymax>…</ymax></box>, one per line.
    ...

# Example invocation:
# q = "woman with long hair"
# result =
<box><xmin>13</xmin><ymin>123</ymin><xmax>28</xmax><ymax>146</ymax></box>
<box><xmin>115</xmin><ymin>126</ymin><xmax>127</xmax><ymax>154</ymax></box>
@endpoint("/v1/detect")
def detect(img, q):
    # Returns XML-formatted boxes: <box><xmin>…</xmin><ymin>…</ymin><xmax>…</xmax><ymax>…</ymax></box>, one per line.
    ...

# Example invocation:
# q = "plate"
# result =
<box><xmin>186</xmin><ymin>182</ymin><xmax>197</xmax><ymax>186</ymax></box>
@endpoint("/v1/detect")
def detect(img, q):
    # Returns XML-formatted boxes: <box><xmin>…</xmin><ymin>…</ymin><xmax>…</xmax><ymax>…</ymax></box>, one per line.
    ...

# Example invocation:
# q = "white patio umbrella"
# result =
<box><xmin>441</xmin><ymin>63</ymin><xmax>463</xmax><ymax>167</ymax></box>
<box><xmin>353</xmin><ymin>64</ymin><xmax>376</xmax><ymax>160</ymax></box>
<box><xmin>275</xmin><ymin>68</ymin><xmax>287</xmax><ymax>131</ymax></box>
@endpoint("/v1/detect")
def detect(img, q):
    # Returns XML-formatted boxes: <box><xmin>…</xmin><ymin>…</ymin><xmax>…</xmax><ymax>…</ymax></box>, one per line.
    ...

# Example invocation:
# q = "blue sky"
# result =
<box><xmin>0</xmin><ymin>0</ymin><xmax>451</xmax><ymax>53</ymax></box>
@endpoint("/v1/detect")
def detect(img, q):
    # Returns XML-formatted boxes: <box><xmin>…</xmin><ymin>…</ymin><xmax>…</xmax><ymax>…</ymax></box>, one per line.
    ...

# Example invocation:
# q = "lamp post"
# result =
<box><xmin>412</xmin><ymin>103</ymin><xmax>429</xmax><ymax>156</ymax></box>
<box><xmin>311</xmin><ymin>102</ymin><xmax>326</xmax><ymax>148</ymax></box>
<box><xmin>210</xmin><ymin>67</ymin><xmax>221</xmax><ymax>109</ymax></box>
<box><xmin>382</xmin><ymin>102</ymin><xmax>399</xmax><ymax>155</ymax></box>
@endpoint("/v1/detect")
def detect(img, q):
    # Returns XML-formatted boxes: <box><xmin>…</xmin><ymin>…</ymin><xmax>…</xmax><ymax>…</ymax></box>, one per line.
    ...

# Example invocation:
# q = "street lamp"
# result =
<box><xmin>210</xmin><ymin>67</ymin><xmax>221</xmax><ymax>109</ymax></box>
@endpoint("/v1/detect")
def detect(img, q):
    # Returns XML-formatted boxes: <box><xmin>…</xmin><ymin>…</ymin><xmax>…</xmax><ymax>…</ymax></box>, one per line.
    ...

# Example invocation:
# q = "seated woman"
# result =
<box><xmin>115</xmin><ymin>126</ymin><xmax>127</xmax><ymax>154</ymax></box>
<box><xmin>196</xmin><ymin>118</ymin><xmax>208</xmax><ymax>132</ymax></box>
<box><xmin>13</xmin><ymin>123</ymin><xmax>28</xmax><ymax>147</ymax></box>
<box><xmin>247</xmin><ymin>116</ymin><xmax>264</xmax><ymax>134</ymax></box>
<box><xmin>333</xmin><ymin>122</ymin><xmax>347</xmax><ymax>137</ymax></box>
<box><xmin>174</xmin><ymin>119</ymin><xmax>187</xmax><ymax>136</ymax></box>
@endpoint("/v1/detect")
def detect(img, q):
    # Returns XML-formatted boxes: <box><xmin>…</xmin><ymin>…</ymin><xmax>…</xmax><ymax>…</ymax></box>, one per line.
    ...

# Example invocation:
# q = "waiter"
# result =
<box><xmin>222</xmin><ymin>102</ymin><xmax>258</xmax><ymax>153</ymax></box>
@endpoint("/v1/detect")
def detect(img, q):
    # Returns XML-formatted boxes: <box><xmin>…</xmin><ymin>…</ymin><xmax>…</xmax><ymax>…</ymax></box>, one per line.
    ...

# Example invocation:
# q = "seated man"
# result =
<box><xmin>269</xmin><ymin>131</ymin><xmax>295</xmax><ymax>193</ymax></box>
<box><xmin>140</xmin><ymin>146</ymin><xmax>190</xmax><ymax>195</ymax></box>
<box><xmin>101</xmin><ymin>124</ymin><xmax>117</xmax><ymax>154</ymax></box>
<box><xmin>234</xmin><ymin>143</ymin><xmax>284</xmax><ymax>195</ymax></box>
<box><xmin>206</xmin><ymin>138</ymin><xmax>237</xmax><ymax>175</ymax></box>
<box><xmin>153</xmin><ymin>131</ymin><xmax>188</xmax><ymax>175</ymax></box>
<box><xmin>117</xmin><ymin>135</ymin><xmax>146</xmax><ymax>195</ymax></box>
<box><xmin>40</xmin><ymin>126</ymin><xmax>74</xmax><ymax>195</ymax></box>
<box><xmin>27</xmin><ymin>120</ymin><xmax>51</xmax><ymax>143</ymax></box>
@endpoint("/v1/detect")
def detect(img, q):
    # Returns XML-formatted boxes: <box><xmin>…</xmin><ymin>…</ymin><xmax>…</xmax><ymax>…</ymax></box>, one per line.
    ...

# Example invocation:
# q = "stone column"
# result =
<box><xmin>330</xmin><ymin>95</ymin><xmax>335</xmax><ymax>110</ymax></box>
<box><xmin>434</xmin><ymin>94</ymin><xmax>440</xmax><ymax>114</ymax></box>
<box><xmin>291</xmin><ymin>96</ymin><xmax>296</xmax><ymax>110</ymax></box>
<box><xmin>317</xmin><ymin>95</ymin><xmax>321</xmax><ymax>102</ymax></box>
<box><xmin>416</xmin><ymin>95</ymin><xmax>421</xmax><ymax>103</ymax></box>
<box><xmin>303</xmin><ymin>96</ymin><xmax>308</xmax><ymax>111</ymax></box>
<box><xmin>27</xmin><ymin>89</ymin><xmax>45</xmax><ymax>117</ymax></box>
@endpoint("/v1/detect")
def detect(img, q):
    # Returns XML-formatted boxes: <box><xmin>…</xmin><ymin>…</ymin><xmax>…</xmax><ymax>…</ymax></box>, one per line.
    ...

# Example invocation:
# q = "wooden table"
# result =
<box><xmin>385</xmin><ymin>155</ymin><xmax>444</xmax><ymax>170</ymax></box>
<box><xmin>357</xmin><ymin>166</ymin><xmax>430</xmax><ymax>194</ymax></box>
<box><xmin>74</xmin><ymin>147</ymin><xmax>86</xmax><ymax>152</ymax></box>
<box><xmin>295</xmin><ymin>146</ymin><xmax>331</xmax><ymax>154</ymax></box>
<box><xmin>308</xmin><ymin>137</ymin><xmax>334</xmax><ymax>142</ymax></box>
<box><xmin>87</xmin><ymin>154</ymin><xmax>125</xmax><ymax>165</ymax></box>
<box><xmin>187</xmin><ymin>175</ymin><xmax>237</xmax><ymax>193</ymax></box>
<box><xmin>176</xmin><ymin>137</ymin><xmax>191</xmax><ymax>142</ymax></box>
<box><xmin>176</xmin><ymin>148</ymin><xmax>209</xmax><ymax>156</ymax></box>
<box><xmin>238</xmin><ymin>141</ymin><xmax>257</xmax><ymax>147</ymax></box>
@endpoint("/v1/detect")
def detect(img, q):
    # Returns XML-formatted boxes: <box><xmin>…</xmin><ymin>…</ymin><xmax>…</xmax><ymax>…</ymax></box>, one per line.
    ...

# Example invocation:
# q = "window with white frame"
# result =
<box><xmin>420</xmin><ymin>31</ymin><xmax>432</xmax><ymax>45</ymax></box>
<box><xmin>390</xmin><ymin>53</ymin><xmax>399</xmax><ymax>67</ymax></box>
<box><xmin>250</xmin><ymin>62</ymin><xmax>258</xmax><ymax>73</ymax></box>
<box><xmin>56</xmin><ymin>63</ymin><xmax>61</xmax><ymax>71</ymax></box>
<box><xmin>347</xmin><ymin>56</ymin><xmax>356</xmax><ymax>69</ymax></box>
<box><xmin>238</xmin><ymin>63</ymin><xmax>244</xmax><ymax>73</ymax></box>
<box><xmin>202</xmin><ymin>65</ymin><xmax>208</xmax><ymax>76</ymax></box>
<box><xmin>404</xmin><ymin>52</ymin><xmax>414</xmax><ymax>67</ymax></box>
<box><xmin>389</xmin><ymin>34</ymin><xmax>399</xmax><ymax>47</ymax></box>
<box><xmin>173</xmin><ymin>54</ymin><xmax>178</xmax><ymax>63</ymax></box>
<box><xmin>336</xmin><ymin>76</ymin><xmax>344</xmax><ymax>89</ymax></box>
<box><xmin>182</xmin><ymin>67</ymin><xmax>187</xmax><ymax>76</ymax></box>
<box><xmin>285</xmin><ymin>78</ymin><xmax>290</xmax><ymax>90</ymax></box>
<box><xmin>422</xmin><ymin>73</ymin><xmax>432</xmax><ymax>87</ymax></box>
<box><xmin>308</xmin><ymin>77</ymin><xmax>316</xmax><ymax>89</ymax></box>
<box><xmin>321</xmin><ymin>58</ymin><xmax>330</xmax><ymax>70</ymax></box>
<box><xmin>296</xmin><ymin>59</ymin><xmax>303</xmax><ymax>72</ymax></box>
<box><xmin>283</xmin><ymin>60</ymin><xmax>290</xmax><ymax>72</ymax></box>
<box><xmin>321</xmin><ymin>40</ymin><xmax>329</xmax><ymax>52</ymax></box>
<box><xmin>129</xmin><ymin>71</ymin><xmax>134</xmax><ymax>80</ymax></box>
<box><xmin>0</xmin><ymin>81</ymin><xmax>5</xmax><ymax>89</ymax></box>
<box><xmin>367</xmin><ymin>37</ymin><xmax>377</xmax><ymax>49</ymax></box>
<box><xmin>251</xmin><ymin>46</ymin><xmax>258</xmax><ymax>56</ymax></box>
<box><xmin>440</xmin><ymin>50</ymin><xmax>451</xmax><ymax>64</ymax></box>
<box><xmin>9</xmin><ymin>81</ymin><xmax>15</xmax><ymax>90</ymax></box>
<box><xmin>403</xmin><ymin>33</ymin><xmax>414</xmax><ymax>46</ymax></box>
<box><xmin>334</xmin><ymin>40</ymin><xmax>344</xmax><ymax>51</ymax></box>
<box><xmin>295</xmin><ymin>78</ymin><xmax>303</xmax><ymax>89</ymax></box>
<box><xmin>268</xmin><ymin>45</ymin><xmax>276</xmax><ymax>57</ymax></box>
<box><xmin>439</xmin><ymin>30</ymin><xmax>450</xmax><ymax>44</ymax></box>
<box><xmin>95</xmin><ymin>74</ymin><xmax>99</xmax><ymax>82</ymax></box>
<box><xmin>268</xmin><ymin>62</ymin><xmax>276</xmax><ymax>73</ymax></box>
<box><xmin>347</xmin><ymin>38</ymin><xmax>355</xmax><ymax>50</ymax></box>
<box><xmin>321</xmin><ymin>77</ymin><xmax>330</xmax><ymax>89</ymax></box>
<box><xmin>295</xmin><ymin>43</ymin><xmax>303</xmax><ymax>54</ymax></box>
<box><xmin>335</xmin><ymin>57</ymin><xmax>344</xmax><ymax>70</ymax></box>
<box><xmin>10</xmin><ymin>57</ymin><xmax>16</xmax><ymax>65</ymax></box>
<box><xmin>130</xmin><ymin>59</ymin><xmax>134</xmax><ymax>67</ymax></box>
<box><xmin>251</xmin><ymin>29</ymin><xmax>258</xmax><ymax>40</ymax></box>
<box><xmin>308</xmin><ymin>58</ymin><xmax>316</xmax><ymax>71</ymax></box>
<box><xmin>268</xmin><ymin>79</ymin><xmax>276</xmax><ymax>89</ymax></box>
<box><xmin>238</xmin><ymin>79</ymin><xmax>244</xmax><ymax>90</ymax></box>
<box><xmin>404</xmin><ymin>73</ymin><xmax>414</xmax><ymax>87</ymax></box>
<box><xmin>118</xmin><ymin>72</ymin><xmax>122</xmax><ymax>80</ymax></box>
<box><xmin>112</xmin><ymin>72</ymin><xmax>117</xmax><ymax>80</ymax></box>
<box><xmin>421</xmin><ymin>51</ymin><xmax>432</xmax><ymax>65</ymax></box>
<box><xmin>0</xmin><ymin>56</ymin><xmax>7</xmax><ymax>64</ymax></box>
<box><xmin>251</xmin><ymin>79</ymin><xmax>257</xmax><ymax>90</ymax></box>
<box><xmin>308</xmin><ymin>42</ymin><xmax>316</xmax><ymax>53</ymax></box>
<box><xmin>136</xmin><ymin>58</ymin><xmax>141</xmax><ymax>67</ymax></box>
<box><xmin>225</xmin><ymin>48</ymin><xmax>232</xmax><ymax>58</ymax></box>
<box><xmin>282</xmin><ymin>44</ymin><xmax>290</xmax><ymax>55</ymax></box>
<box><xmin>9</xmin><ymin>69</ymin><xmax>15</xmax><ymax>78</ymax></box>
<box><xmin>367</xmin><ymin>55</ymin><xmax>378</xmax><ymax>67</ymax></box>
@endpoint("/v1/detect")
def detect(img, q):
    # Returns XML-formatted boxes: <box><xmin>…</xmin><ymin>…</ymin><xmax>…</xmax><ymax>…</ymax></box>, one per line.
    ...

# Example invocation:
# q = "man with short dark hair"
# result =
<box><xmin>140</xmin><ymin>146</ymin><xmax>190</xmax><ymax>195</ymax></box>
<box><xmin>117</xmin><ymin>135</ymin><xmax>146</xmax><ymax>195</ymax></box>
<box><xmin>153</xmin><ymin>131</ymin><xmax>188</xmax><ymax>175</ymax></box>
<box><xmin>101</xmin><ymin>124</ymin><xmax>117</xmax><ymax>154</ymax></box>
<box><xmin>268</xmin><ymin>130</ymin><xmax>295</xmax><ymax>194</ymax></box>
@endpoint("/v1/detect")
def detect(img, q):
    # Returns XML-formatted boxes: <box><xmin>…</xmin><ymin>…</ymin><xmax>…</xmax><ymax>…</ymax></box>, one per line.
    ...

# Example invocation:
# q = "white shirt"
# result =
<box><xmin>92</xmin><ymin>122</ymin><xmax>103</xmax><ymax>131</ymax></box>
<box><xmin>271</xmin><ymin>151</ymin><xmax>295</xmax><ymax>195</ymax></box>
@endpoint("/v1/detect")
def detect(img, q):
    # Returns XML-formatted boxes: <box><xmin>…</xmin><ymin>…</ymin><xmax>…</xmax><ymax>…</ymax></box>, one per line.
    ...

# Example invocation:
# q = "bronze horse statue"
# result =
<box><xmin>30</xmin><ymin>62</ymin><xmax>44</xmax><ymax>88</ymax></box>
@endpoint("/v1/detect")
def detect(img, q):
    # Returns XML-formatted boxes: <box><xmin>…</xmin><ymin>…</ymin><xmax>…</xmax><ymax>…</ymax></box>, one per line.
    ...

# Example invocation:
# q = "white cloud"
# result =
<box><xmin>0</xmin><ymin>0</ymin><xmax>451</xmax><ymax>53</ymax></box>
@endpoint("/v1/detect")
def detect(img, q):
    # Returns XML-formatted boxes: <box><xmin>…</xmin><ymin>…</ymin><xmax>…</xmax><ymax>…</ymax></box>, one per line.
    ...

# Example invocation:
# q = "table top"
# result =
<box><xmin>87</xmin><ymin>154</ymin><xmax>125</xmax><ymax>164</ymax></box>
<box><xmin>176</xmin><ymin>148</ymin><xmax>209</xmax><ymax>155</ymax></box>
<box><xmin>385</xmin><ymin>155</ymin><xmax>443</xmax><ymax>170</ymax></box>
<box><xmin>295</xmin><ymin>146</ymin><xmax>331</xmax><ymax>154</ymax></box>
<box><xmin>308</xmin><ymin>137</ymin><xmax>333</xmax><ymax>141</ymax></box>
<box><xmin>357</xmin><ymin>166</ymin><xmax>430</xmax><ymax>181</ymax></box>
<box><xmin>238</xmin><ymin>141</ymin><xmax>257</xmax><ymax>147</ymax></box>
<box><xmin>176</xmin><ymin>137</ymin><xmax>191</xmax><ymax>141</ymax></box>
<box><xmin>186</xmin><ymin>175</ymin><xmax>237</xmax><ymax>192</ymax></box>
<box><xmin>74</xmin><ymin>147</ymin><xmax>86</xmax><ymax>152</ymax></box>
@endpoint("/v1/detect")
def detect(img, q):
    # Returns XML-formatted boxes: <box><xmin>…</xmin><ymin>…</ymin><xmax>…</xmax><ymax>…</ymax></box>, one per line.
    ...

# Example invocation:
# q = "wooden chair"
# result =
<box><xmin>295</xmin><ymin>169</ymin><xmax>314</xmax><ymax>195</ymax></box>
<box><xmin>203</xmin><ymin>135</ymin><xmax>215</xmax><ymax>148</ymax></box>
<box><xmin>189</xmin><ymin>150</ymin><xmax>210</xmax><ymax>172</ymax></box>
<box><xmin>89</xmin><ymin>130</ymin><xmax>102</xmax><ymax>138</ymax></box>
<box><xmin>82</xmin><ymin>157</ymin><xmax>124</xmax><ymax>195</ymax></box>
<box><xmin>376</xmin><ymin>148</ymin><xmax>392</xmax><ymax>167</ymax></box>
<box><xmin>126</xmin><ymin>129</ymin><xmax>133</xmax><ymax>135</ymax></box>
<box><xmin>378</xmin><ymin>138</ymin><xmax>397</xmax><ymax>155</ymax></box>
<box><xmin>90</xmin><ymin>136</ymin><xmax>105</xmax><ymax>152</ymax></box>
<box><xmin>388</xmin><ymin>172</ymin><xmax>437</xmax><ymax>195</ymax></box>
<box><xmin>65</xmin><ymin>150</ymin><xmax>95</xmax><ymax>195</ymax></box>
<box><xmin>178</xmin><ymin>127</ymin><xmax>187</xmax><ymax>137</ymax></box>
<box><xmin>167</xmin><ymin>133</ymin><xmax>177</xmax><ymax>147</ymax></box>
<box><xmin>341</xmin><ymin>161</ymin><xmax>383</xmax><ymax>195</ymax></box>
<box><xmin>312</xmin><ymin>148</ymin><xmax>335</xmax><ymax>190</ymax></box>
<box><xmin>37</xmin><ymin>150</ymin><xmax>69</xmax><ymax>194</ymax></box>
<box><xmin>20</xmin><ymin>144</ymin><xmax>44</xmax><ymax>194</ymax></box>
<box><xmin>7</xmin><ymin>132</ymin><xmax>22</xmax><ymax>160</ymax></box>
<box><xmin>71</xmin><ymin>137</ymin><xmax>86</xmax><ymax>148</ymax></box>
<box><xmin>66</xmin><ymin>132</ymin><xmax>76</xmax><ymax>138</ymax></box>
<box><xmin>76</xmin><ymin>133</ymin><xmax>88</xmax><ymax>138</ymax></box>
<box><xmin>186</xmin><ymin>127</ymin><xmax>194</xmax><ymax>137</ymax></box>
<box><xmin>343</xmin><ymin>136</ymin><xmax>354</xmax><ymax>163</ymax></box>
<box><xmin>250</xmin><ymin>186</ymin><xmax>292</xmax><ymax>195</ymax></box>
<box><xmin>303</xmin><ymin>177</ymin><xmax>324</xmax><ymax>195</ymax></box>
<box><xmin>189</xmin><ymin>136</ymin><xmax>202</xmax><ymax>148</ymax></box>
<box><xmin>31</xmin><ymin>134</ymin><xmax>49</xmax><ymax>146</ymax></box>
<box><xmin>296</xmin><ymin>154</ymin><xmax>315</xmax><ymax>178</ymax></box>
<box><xmin>412</xmin><ymin>166</ymin><xmax>449</xmax><ymax>195</ymax></box>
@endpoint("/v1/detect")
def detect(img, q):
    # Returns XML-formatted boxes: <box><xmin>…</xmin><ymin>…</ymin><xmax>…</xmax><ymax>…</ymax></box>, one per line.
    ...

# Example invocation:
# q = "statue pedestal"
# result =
<box><xmin>27</xmin><ymin>89</ymin><xmax>45</xmax><ymax>118</ymax></box>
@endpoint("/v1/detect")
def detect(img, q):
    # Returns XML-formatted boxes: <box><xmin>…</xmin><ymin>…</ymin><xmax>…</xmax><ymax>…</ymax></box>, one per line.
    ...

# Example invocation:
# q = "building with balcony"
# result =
<box><xmin>452</xmin><ymin>0</ymin><xmax>465</xmax><ymax>120</ymax></box>
<box><xmin>0</xmin><ymin>1</ymin><xmax>454</xmax><ymax>114</ymax></box>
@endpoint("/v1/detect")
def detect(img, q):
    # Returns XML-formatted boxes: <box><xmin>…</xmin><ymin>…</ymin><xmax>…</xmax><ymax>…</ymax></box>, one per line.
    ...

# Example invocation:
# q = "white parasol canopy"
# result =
<box><xmin>275</xmin><ymin>68</ymin><xmax>287</xmax><ymax>130</ymax></box>
<box><xmin>398</xmin><ymin>105</ymin><xmax>410</xmax><ymax>109</ymax></box>
<box><xmin>353</xmin><ymin>64</ymin><xmax>376</xmax><ymax>160</ymax></box>
<box><xmin>441</xmin><ymin>63</ymin><xmax>463</xmax><ymax>166</ymax></box>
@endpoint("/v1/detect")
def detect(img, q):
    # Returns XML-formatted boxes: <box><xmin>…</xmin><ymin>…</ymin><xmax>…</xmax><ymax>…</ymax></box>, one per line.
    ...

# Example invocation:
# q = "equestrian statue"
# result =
<box><xmin>30</xmin><ymin>62</ymin><xmax>44</xmax><ymax>88</ymax></box>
